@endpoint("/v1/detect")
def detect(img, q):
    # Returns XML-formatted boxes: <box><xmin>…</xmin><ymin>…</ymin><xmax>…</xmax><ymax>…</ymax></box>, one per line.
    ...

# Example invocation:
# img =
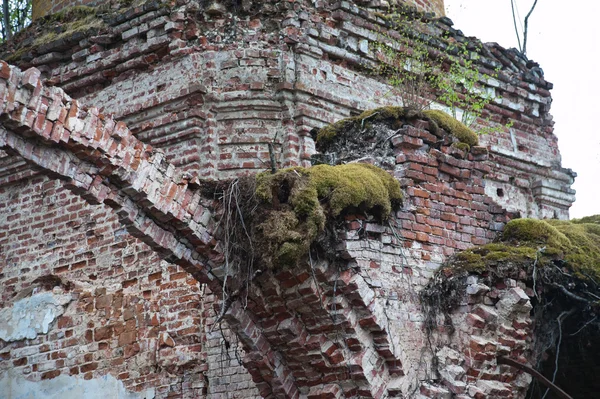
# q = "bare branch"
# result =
<box><xmin>2</xmin><ymin>0</ymin><xmax>11</xmax><ymax>40</ymax></box>
<box><xmin>510</xmin><ymin>0</ymin><xmax>522</xmax><ymax>52</ymax></box>
<box><xmin>522</xmin><ymin>0</ymin><xmax>539</xmax><ymax>55</ymax></box>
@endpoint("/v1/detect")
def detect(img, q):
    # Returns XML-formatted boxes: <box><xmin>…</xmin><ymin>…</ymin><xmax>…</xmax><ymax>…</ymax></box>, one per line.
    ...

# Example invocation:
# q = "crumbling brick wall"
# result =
<box><xmin>3</xmin><ymin>0</ymin><xmax>573</xmax><ymax>216</ymax></box>
<box><xmin>0</xmin><ymin>177</ymin><xmax>260</xmax><ymax>398</ymax></box>
<box><xmin>32</xmin><ymin>0</ymin><xmax>446</xmax><ymax>20</ymax></box>
<box><xmin>0</xmin><ymin>0</ymin><xmax>577</xmax><ymax>398</ymax></box>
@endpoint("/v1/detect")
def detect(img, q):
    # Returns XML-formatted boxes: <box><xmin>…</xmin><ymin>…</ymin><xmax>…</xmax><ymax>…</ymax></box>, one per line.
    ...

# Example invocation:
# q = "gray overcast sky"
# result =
<box><xmin>444</xmin><ymin>0</ymin><xmax>600</xmax><ymax>219</ymax></box>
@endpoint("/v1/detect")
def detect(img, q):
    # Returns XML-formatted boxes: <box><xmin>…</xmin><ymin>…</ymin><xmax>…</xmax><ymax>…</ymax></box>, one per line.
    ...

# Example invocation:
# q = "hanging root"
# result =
<box><xmin>211</xmin><ymin>177</ymin><xmax>258</xmax><ymax>331</ymax></box>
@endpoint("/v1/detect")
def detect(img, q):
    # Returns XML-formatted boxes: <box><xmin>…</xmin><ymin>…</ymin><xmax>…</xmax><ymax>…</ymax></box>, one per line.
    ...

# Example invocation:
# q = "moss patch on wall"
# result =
<box><xmin>316</xmin><ymin>106</ymin><xmax>478</xmax><ymax>148</ymax></box>
<box><xmin>254</xmin><ymin>163</ymin><xmax>402</xmax><ymax>269</ymax></box>
<box><xmin>422</xmin><ymin>110</ymin><xmax>479</xmax><ymax>147</ymax></box>
<box><xmin>423</xmin><ymin>216</ymin><xmax>600</xmax><ymax>341</ymax></box>
<box><xmin>33</xmin><ymin>8</ymin><xmax>104</xmax><ymax>48</ymax></box>
<box><xmin>3</xmin><ymin>1</ymin><xmax>163</xmax><ymax>64</ymax></box>
<box><xmin>452</xmin><ymin>217</ymin><xmax>600</xmax><ymax>281</ymax></box>
<box><xmin>4</xmin><ymin>5</ymin><xmax>106</xmax><ymax>63</ymax></box>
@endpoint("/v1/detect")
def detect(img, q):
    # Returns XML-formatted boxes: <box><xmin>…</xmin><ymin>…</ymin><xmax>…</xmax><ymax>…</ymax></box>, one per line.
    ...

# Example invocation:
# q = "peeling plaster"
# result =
<box><xmin>0</xmin><ymin>292</ymin><xmax>71</xmax><ymax>342</ymax></box>
<box><xmin>0</xmin><ymin>371</ymin><xmax>154</xmax><ymax>399</ymax></box>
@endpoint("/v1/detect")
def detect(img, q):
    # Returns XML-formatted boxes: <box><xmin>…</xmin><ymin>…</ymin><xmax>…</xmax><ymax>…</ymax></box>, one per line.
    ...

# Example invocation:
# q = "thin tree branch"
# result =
<box><xmin>570</xmin><ymin>316</ymin><xmax>597</xmax><ymax>336</ymax></box>
<box><xmin>2</xmin><ymin>0</ymin><xmax>12</xmax><ymax>40</ymax></box>
<box><xmin>552</xmin><ymin>283</ymin><xmax>591</xmax><ymax>303</ymax></box>
<box><xmin>522</xmin><ymin>0</ymin><xmax>539</xmax><ymax>55</ymax></box>
<box><xmin>510</xmin><ymin>0</ymin><xmax>522</xmax><ymax>52</ymax></box>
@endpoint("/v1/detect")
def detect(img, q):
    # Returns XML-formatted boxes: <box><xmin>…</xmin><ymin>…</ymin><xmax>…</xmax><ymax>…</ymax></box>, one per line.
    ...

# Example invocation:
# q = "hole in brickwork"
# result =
<box><xmin>496</xmin><ymin>188</ymin><xmax>504</xmax><ymax>197</ymax></box>
<box><xmin>367</xmin><ymin>231</ymin><xmax>382</xmax><ymax>240</ymax></box>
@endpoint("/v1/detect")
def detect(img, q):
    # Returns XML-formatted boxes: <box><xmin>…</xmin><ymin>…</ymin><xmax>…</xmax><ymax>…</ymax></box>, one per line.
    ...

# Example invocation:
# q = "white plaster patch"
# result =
<box><xmin>0</xmin><ymin>371</ymin><xmax>154</xmax><ymax>399</ymax></box>
<box><xmin>0</xmin><ymin>292</ymin><xmax>72</xmax><ymax>342</ymax></box>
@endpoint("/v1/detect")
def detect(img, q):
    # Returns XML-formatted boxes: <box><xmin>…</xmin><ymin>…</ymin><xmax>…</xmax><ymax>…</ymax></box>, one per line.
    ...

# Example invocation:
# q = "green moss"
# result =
<box><xmin>33</xmin><ymin>14</ymin><xmax>105</xmax><ymax>47</ymax></box>
<box><xmin>454</xmin><ymin>251</ymin><xmax>485</xmax><ymax>272</ymax></box>
<box><xmin>451</xmin><ymin>142</ymin><xmax>471</xmax><ymax>153</ymax></box>
<box><xmin>572</xmin><ymin>215</ymin><xmax>600</xmax><ymax>225</ymax></box>
<box><xmin>254</xmin><ymin>163</ymin><xmax>402</xmax><ymax>269</ymax></box>
<box><xmin>453</xmin><ymin>243</ymin><xmax>537</xmax><ymax>273</ymax></box>
<box><xmin>551</xmin><ymin>221</ymin><xmax>600</xmax><ymax>280</ymax></box>
<box><xmin>502</xmin><ymin>219</ymin><xmax>571</xmax><ymax>251</ymax></box>
<box><xmin>451</xmin><ymin>216</ymin><xmax>600</xmax><ymax>282</ymax></box>
<box><xmin>316</xmin><ymin>107</ymin><xmax>478</xmax><ymax>147</ymax></box>
<box><xmin>42</xmin><ymin>5</ymin><xmax>97</xmax><ymax>23</ymax></box>
<box><xmin>256</xmin><ymin>210</ymin><xmax>307</xmax><ymax>268</ymax></box>
<box><xmin>422</xmin><ymin>109</ymin><xmax>479</xmax><ymax>146</ymax></box>
<box><xmin>6</xmin><ymin>5</ymin><xmax>106</xmax><ymax>63</ymax></box>
<box><xmin>5</xmin><ymin>46</ymin><xmax>29</xmax><ymax>63</ymax></box>
<box><xmin>317</xmin><ymin>120</ymin><xmax>348</xmax><ymax>144</ymax></box>
<box><xmin>308</xmin><ymin>163</ymin><xmax>402</xmax><ymax>217</ymax></box>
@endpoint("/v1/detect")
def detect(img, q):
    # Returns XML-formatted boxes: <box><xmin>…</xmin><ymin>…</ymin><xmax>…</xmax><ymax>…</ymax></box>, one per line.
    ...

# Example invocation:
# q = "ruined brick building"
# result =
<box><xmin>1</xmin><ymin>0</ymin><xmax>594</xmax><ymax>398</ymax></box>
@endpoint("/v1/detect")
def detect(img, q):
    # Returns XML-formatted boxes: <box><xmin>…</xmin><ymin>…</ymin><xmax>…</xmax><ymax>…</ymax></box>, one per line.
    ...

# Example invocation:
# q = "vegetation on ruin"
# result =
<box><xmin>254</xmin><ymin>163</ymin><xmax>402</xmax><ymax>269</ymax></box>
<box><xmin>422</xmin><ymin>109</ymin><xmax>478</xmax><ymax>147</ymax></box>
<box><xmin>213</xmin><ymin>163</ymin><xmax>402</xmax><ymax>325</ymax></box>
<box><xmin>316</xmin><ymin>105</ymin><xmax>478</xmax><ymax>148</ymax></box>
<box><xmin>1</xmin><ymin>1</ymin><xmax>160</xmax><ymax>63</ymax></box>
<box><xmin>368</xmin><ymin>6</ymin><xmax>511</xmax><ymax>135</ymax></box>
<box><xmin>422</xmin><ymin>216</ymin><xmax>600</xmax><ymax>380</ymax></box>
<box><xmin>3</xmin><ymin>5</ymin><xmax>103</xmax><ymax>62</ymax></box>
<box><xmin>31</xmin><ymin>6</ymin><xmax>102</xmax><ymax>47</ymax></box>
<box><xmin>316</xmin><ymin>106</ymin><xmax>406</xmax><ymax>145</ymax></box>
<box><xmin>449</xmin><ymin>218</ymin><xmax>600</xmax><ymax>281</ymax></box>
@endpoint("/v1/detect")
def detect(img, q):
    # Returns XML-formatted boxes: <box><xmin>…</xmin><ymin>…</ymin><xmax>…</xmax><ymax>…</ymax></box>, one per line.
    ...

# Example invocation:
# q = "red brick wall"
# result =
<box><xmin>0</xmin><ymin>177</ymin><xmax>260</xmax><ymax>397</ymax></box>
<box><xmin>7</xmin><ymin>0</ymin><xmax>574</xmax><ymax>222</ymax></box>
<box><xmin>0</xmin><ymin>0</ymin><xmax>576</xmax><ymax>397</ymax></box>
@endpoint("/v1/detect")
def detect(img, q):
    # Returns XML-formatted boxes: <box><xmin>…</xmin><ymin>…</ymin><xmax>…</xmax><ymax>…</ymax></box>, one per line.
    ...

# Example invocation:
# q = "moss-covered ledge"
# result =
<box><xmin>0</xmin><ymin>1</ymin><xmax>166</xmax><ymax>66</ymax></box>
<box><xmin>252</xmin><ymin>163</ymin><xmax>402</xmax><ymax>269</ymax></box>
<box><xmin>451</xmin><ymin>217</ymin><xmax>600</xmax><ymax>281</ymax></box>
<box><xmin>420</xmin><ymin>215</ymin><xmax>600</xmax><ymax>392</ymax></box>
<box><xmin>316</xmin><ymin>106</ymin><xmax>478</xmax><ymax>151</ymax></box>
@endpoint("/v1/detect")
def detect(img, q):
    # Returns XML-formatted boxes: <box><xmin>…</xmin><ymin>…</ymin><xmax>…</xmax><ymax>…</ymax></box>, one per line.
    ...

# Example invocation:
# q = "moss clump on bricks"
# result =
<box><xmin>33</xmin><ymin>12</ymin><xmax>105</xmax><ymax>48</ymax></box>
<box><xmin>316</xmin><ymin>106</ymin><xmax>406</xmax><ymax>144</ymax></box>
<box><xmin>4</xmin><ymin>1</ymin><xmax>160</xmax><ymax>64</ymax></box>
<box><xmin>451</xmin><ymin>142</ymin><xmax>471</xmax><ymax>153</ymax></box>
<box><xmin>451</xmin><ymin>217</ymin><xmax>600</xmax><ymax>281</ymax></box>
<box><xmin>422</xmin><ymin>216</ymin><xmax>600</xmax><ymax>342</ymax></box>
<box><xmin>5</xmin><ymin>5</ymin><xmax>106</xmax><ymax>63</ymax></box>
<box><xmin>254</xmin><ymin>163</ymin><xmax>402</xmax><ymax>269</ymax></box>
<box><xmin>453</xmin><ymin>243</ymin><xmax>537</xmax><ymax>274</ymax></box>
<box><xmin>316</xmin><ymin>107</ymin><xmax>406</xmax><ymax>144</ymax></box>
<box><xmin>422</xmin><ymin>109</ymin><xmax>479</xmax><ymax>147</ymax></box>
<box><xmin>42</xmin><ymin>5</ymin><xmax>97</xmax><ymax>22</ymax></box>
<box><xmin>316</xmin><ymin>106</ymin><xmax>478</xmax><ymax>148</ymax></box>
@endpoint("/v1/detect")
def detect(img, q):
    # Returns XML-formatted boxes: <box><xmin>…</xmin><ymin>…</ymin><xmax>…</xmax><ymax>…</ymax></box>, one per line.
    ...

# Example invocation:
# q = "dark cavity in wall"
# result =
<box><xmin>528</xmin><ymin>321</ymin><xmax>600</xmax><ymax>398</ymax></box>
